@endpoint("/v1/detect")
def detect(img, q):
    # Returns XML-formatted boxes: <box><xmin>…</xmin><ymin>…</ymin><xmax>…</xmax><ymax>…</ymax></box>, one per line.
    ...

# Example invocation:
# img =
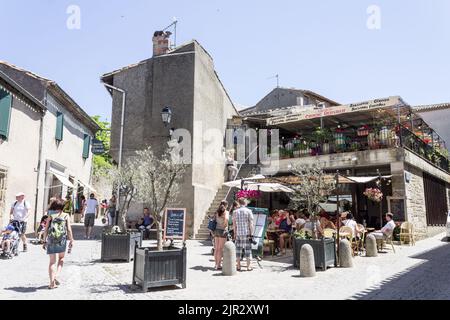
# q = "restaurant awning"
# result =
<box><xmin>346</xmin><ymin>175</ymin><xmax>392</xmax><ymax>184</ymax></box>
<box><xmin>78</xmin><ymin>180</ymin><xmax>97</xmax><ymax>193</ymax></box>
<box><xmin>48</xmin><ymin>169</ymin><xmax>75</xmax><ymax>188</ymax></box>
<box><xmin>245</xmin><ymin>183</ymin><xmax>294</xmax><ymax>193</ymax></box>
<box><xmin>251</xmin><ymin>175</ymin><xmax>355</xmax><ymax>185</ymax></box>
<box><xmin>223</xmin><ymin>175</ymin><xmax>266</xmax><ymax>188</ymax></box>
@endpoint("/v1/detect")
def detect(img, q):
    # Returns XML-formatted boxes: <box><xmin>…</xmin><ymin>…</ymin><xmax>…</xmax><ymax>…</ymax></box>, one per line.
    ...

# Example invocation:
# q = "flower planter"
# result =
<box><xmin>293</xmin><ymin>238</ymin><xmax>336</xmax><ymax>271</ymax></box>
<box><xmin>101</xmin><ymin>231</ymin><xmax>143</xmax><ymax>262</ymax></box>
<box><xmin>132</xmin><ymin>243</ymin><xmax>187</xmax><ymax>292</ymax></box>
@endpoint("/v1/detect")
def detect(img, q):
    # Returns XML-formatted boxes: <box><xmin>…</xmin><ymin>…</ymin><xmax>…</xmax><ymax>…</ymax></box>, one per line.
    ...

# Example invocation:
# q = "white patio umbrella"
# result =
<box><xmin>245</xmin><ymin>183</ymin><xmax>294</xmax><ymax>193</ymax></box>
<box><xmin>223</xmin><ymin>174</ymin><xmax>266</xmax><ymax>188</ymax></box>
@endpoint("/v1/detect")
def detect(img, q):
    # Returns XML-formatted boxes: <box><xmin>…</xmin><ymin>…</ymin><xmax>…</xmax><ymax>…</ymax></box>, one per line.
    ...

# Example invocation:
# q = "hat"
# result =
<box><xmin>6</xmin><ymin>225</ymin><xmax>15</xmax><ymax>231</ymax></box>
<box><xmin>16</xmin><ymin>192</ymin><xmax>25</xmax><ymax>197</ymax></box>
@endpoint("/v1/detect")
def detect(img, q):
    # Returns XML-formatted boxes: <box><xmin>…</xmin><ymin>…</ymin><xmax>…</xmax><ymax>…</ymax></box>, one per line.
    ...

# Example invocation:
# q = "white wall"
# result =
<box><xmin>0</xmin><ymin>94</ymin><xmax>41</xmax><ymax>228</ymax></box>
<box><xmin>36</xmin><ymin>93</ymin><xmax>94</xmax><ymax>218</ymax></box>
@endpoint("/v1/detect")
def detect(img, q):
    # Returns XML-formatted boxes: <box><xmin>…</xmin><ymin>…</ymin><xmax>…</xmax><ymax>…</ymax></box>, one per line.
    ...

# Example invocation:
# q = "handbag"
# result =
<box><xmin>207</xmin><ymin>217</ymin><xmax>217</xmax><ymax>232</ymax></box>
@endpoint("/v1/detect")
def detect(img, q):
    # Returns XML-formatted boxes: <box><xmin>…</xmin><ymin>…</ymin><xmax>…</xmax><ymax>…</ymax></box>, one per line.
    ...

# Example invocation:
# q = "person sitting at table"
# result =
<box><xmin>301</xmin><ymin>212</ymin><xmax>323</xmax><ymax>236</ymax></box>
<box><xmin>341</xmin><ymin>212</ymin><xmax>357</xmax><ymax>238</ymax></box>
<box><xmin>266</xmin><ymin>215</ymin><xmax>280</xmax><ymax>254</ymax></box>
<box><xmin>278</xmin><ymin>210</ymin><xmax>293</xmax><ymax>254</ymax></box>
<box><xmin>319</xmin><ymin>215</ymin><xmax>336</xmax><ymax>231</ymax></box>
<box><xmin>135</xmin><ymin>208</ymin><xmax>155</xmax><ymax>238</ymax></box>
<box><xmin>372</xmin><ymin>213</ymin><xmax>396</xmax><ymax>240</ymax></box>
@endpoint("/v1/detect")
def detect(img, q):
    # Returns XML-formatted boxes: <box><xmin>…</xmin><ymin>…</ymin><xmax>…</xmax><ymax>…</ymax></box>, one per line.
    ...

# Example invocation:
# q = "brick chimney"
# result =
<box><xmin>152</xmin><ymin>31</ymin><xmax>172</xmax><ymax>56</ymax></box>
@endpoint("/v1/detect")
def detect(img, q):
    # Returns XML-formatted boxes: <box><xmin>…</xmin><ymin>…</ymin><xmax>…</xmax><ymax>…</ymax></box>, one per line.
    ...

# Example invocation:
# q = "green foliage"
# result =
<box><xmin>293</xmin><ymin>229</ymin><xmax>312</xmax><ymax>240</ymax></box>
<box><xmin>91</xmin><ymin>115</ymin><xmax>112</xmax><ymax>174</ymax></box>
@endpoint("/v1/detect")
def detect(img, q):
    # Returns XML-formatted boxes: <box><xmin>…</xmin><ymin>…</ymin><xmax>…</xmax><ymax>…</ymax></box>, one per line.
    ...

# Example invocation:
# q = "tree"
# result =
<box><xmin>289</xmin><ymin>162</ymin><xmax>336</xmax><ymax>238</ymax></box>
<box><xmin>91</xmin><ymin>115</ymin><xmax>112</xmax><ymax>174</ymax></box>
<box><xmin>133</xmin><ymin>147</ymin><xmax>186</xmax><ymax>251</ymax></box>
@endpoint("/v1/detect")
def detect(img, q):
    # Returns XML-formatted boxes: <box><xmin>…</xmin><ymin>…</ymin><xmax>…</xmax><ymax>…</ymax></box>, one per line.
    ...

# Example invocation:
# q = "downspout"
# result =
<box><xmin>33</xmin><ymin>100</ymin><xmax>45</xmax><ymax>231</ymax></box>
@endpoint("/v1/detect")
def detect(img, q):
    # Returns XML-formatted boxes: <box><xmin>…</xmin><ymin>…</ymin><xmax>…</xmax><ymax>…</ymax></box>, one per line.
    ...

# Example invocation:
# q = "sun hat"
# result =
<box><xmin>16</xmin><ymin>192</ymin><xmax>25</xmax><ymax>197</ymax></box>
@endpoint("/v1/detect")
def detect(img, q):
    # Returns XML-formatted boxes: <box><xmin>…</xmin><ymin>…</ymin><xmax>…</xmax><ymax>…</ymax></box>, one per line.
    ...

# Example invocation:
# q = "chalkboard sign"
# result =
<box><xmin>164</xmin><ymin>208</ymin><xmax>186</xmax><ymax>241</ymax></box>
<box><xmin>247</xmin><ymin>207</ymin><xmax>270</xmax><ymax>257</ymax></box>
<box><xmin>387</xmin><ymin>197</ymin><xmax>405</xmax><ymax>221</ymax></box>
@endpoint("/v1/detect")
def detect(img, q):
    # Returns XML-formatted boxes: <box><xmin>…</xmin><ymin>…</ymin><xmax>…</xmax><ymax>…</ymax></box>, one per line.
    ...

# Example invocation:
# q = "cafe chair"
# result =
<box><xmin>355</xmin><ymin>224</ymin><xmax>366</xmax><ymax>255</ymax></box>
<box><xmin>377</xmin><ymin>231</ymin><xmax>396</xmax><ymax>253</ymax></box>
<box><xmin>263</xmin><ymin>232</ymin><xmax>275</xmax><ymax>257</ymax></box>
<box><xmin>399</xmin><ymin>222</ymin><xmax>415</xmax><ymax>246</ymax></box>
<box><xmin>323</xmin><ymin>228</ymin><xmax>335</xmax><ymax>239</ymax></box>
<box><xmin>339</xmin><ymin>226</ymin><xmax>357</xmax><ymax>256</ymax></box>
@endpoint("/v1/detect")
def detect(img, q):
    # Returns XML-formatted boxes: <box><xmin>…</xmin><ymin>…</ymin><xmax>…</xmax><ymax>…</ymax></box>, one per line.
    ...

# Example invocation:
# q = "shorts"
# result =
<box><xmin>84</xmin><ymin>214</ymin><xmax>95</xmax><ymax>227</ymax></box>
<box><xmin>214</xmin><ymin>229</ymin><xmax>228</xmax><ymax>239</ymax></box>
<box><xmin>12</xmin><ymin>221</ymin><xmax>27</xmax><ymax>235</ymax></box>
<box><xmin>47</xmin><ymin>241</ymin><xmax>67</xmax><ymax>255</ymax></box>
<box><xmin>235</xmin><ymin>236</ymin><xmax>252</xmax><ymax>259</ymax></box>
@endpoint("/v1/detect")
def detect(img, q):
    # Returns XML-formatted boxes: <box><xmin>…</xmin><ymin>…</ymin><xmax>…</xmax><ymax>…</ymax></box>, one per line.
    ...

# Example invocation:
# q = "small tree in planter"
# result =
<box><xmin>133</xmin><ymin>146</ymin><xmax>186</xmax><ymax>251</ymax></box>
<box><xmin>289</xmin><ymin>162</ymin><xmax>336</xmax><ymax>237</ymax></box>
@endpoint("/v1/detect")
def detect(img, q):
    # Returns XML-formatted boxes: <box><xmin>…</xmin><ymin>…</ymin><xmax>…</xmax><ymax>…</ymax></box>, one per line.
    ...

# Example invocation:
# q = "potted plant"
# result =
<box><xmin>130</xmin><ymin>146</ymin><xmax>187</xmax><ymax>291</ymax></box>
<box><xmin>289</xmin><ymin>162</ymin><xmax>337</xmax><ymax>270</ymax></box>
<box><xmin>100</xmin><ymin>162</ymin><xmax>143</xmax><ymax>262</ymax></box>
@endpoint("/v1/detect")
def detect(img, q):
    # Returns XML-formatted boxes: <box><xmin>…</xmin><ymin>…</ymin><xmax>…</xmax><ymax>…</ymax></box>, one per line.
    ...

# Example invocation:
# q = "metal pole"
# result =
<box><xmin>335</xmin><ymin>170</ymin><xmax>340</xmax><ymax>267</ymax></box>
<box><xmin>377</xmin><ymin>169</ymin><xmax>383</xmax><ymax>229</ymax></box>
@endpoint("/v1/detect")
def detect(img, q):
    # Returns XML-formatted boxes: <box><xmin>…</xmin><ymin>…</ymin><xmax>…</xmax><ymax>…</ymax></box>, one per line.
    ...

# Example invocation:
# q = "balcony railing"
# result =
<box><xmin>277</xmin><ymin>125</ymin><xmax>449</xmax><ymax>173</ymax></box>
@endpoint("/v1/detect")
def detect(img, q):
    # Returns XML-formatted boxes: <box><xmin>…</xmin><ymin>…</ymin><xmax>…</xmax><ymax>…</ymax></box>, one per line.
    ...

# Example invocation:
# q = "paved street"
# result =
<box><xmin>1</xmin><ymin>220</ymin><xmax>449</xmax><ymax>300</ymax></box>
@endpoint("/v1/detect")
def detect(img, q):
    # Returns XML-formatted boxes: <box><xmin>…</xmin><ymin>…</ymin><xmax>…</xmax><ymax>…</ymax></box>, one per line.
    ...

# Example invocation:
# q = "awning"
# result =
<box><xmin>48</xmin><ymin>169</ymin><xmax>75</xmax><ymax>189</ymax></box>
<box><xmin>78</xmin><ymin>180</ymin><xmax>97</xmax><ymax>193</ymax></box>
<box><xmin>252</xmin><ymin>175</ymin><xmax>355</xmax><ymax>185</ymax></box>
<box><xmin>246</xmin><ymin>183</ymin><xmax>294</xmax><ymax>193</ymax></box>
<box><xmin>223</xmin><ymin>175</ymin><xmax>266</xmax><ymax>188</ymax></box>
<box><xmin>346</xmin><ymin>175</ymin><xmax>392</xmax><ymax>184</ymax></box>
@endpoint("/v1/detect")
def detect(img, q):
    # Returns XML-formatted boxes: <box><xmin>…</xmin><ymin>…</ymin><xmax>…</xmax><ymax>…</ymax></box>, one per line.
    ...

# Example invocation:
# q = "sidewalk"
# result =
<box><xmin>0</xmin><ymin>220</ymin><xmax>448</xmax><ymax>300</ymax></box>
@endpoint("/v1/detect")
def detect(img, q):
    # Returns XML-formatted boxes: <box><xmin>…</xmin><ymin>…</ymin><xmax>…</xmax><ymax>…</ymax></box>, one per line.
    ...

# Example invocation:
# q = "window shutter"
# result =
<box><xmin>82</xmin><ymin>134</ymin><xmax>91</xmax><ymax>159</ymax></box>
<box><xmin>0</xmin><ymin>90</ymin><xmax>12</xmax><ymax>139</ymax></box>
<box><xmin>55</xmin><ymin>112</ymin><xmax>64</xmax><ymax>141</ymax></box>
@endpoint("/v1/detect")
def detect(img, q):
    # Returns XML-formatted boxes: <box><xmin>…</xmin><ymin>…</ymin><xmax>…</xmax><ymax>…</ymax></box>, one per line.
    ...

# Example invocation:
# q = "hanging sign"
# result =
<box><xmin>91</xmin><ymin>139</ymin><xmax>105</xmax><ymax>155</ymax></box>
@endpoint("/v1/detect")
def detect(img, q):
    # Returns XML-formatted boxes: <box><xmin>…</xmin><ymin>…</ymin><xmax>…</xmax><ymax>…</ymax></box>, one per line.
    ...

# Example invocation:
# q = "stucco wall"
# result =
<box><xmin>191</xmin><ymin>43</ymin><xmax>238</xmax><ymax>236</ymax></box>
<box><xmin>0</xmin><ymin>95</ymin><xmax>41</xmax><ymax>228</ymax></box>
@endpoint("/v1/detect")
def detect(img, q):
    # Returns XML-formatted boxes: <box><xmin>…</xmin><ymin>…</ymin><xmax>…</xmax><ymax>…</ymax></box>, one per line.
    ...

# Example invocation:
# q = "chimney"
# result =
<box><xmin>152</xmin><ymin>31</ymin><xmax>172</xmax><ymax>56</ymax></box>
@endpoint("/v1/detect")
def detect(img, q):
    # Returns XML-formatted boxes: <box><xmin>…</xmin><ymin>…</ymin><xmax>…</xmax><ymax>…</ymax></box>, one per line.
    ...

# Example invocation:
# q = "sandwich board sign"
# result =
<box><xmin>163</xmin><ymin>208</ymin><xmax>187</xmax><ymax>241</ymax></box>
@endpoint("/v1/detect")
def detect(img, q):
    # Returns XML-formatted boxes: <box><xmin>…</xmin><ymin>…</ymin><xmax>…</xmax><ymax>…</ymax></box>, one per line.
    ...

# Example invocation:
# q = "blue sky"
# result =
<box><xmin>1</xmin><ymin>0</ymin><xmax>449</xmax><ymax>120</ymax></box>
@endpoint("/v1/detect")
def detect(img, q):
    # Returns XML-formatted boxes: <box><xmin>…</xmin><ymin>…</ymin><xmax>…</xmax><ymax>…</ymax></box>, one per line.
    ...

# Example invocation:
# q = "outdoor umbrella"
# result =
<box><xmin>223</xmin><ymin>174</ymin><xmax>266</xmax><ymax>188</ymax></box>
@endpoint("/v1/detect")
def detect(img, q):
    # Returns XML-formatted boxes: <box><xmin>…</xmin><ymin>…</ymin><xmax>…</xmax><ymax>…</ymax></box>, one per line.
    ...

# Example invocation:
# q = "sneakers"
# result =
<box><xmin>23</xmin><ymin>244</ymin><xmax>28</xmax><ymax>252</ymax></box>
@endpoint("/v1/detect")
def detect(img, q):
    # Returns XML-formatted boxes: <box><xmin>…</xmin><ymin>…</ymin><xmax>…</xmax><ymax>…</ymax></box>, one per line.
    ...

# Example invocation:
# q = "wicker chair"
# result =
<box><xmin>399</xmin><ymin>222</ymin><xmax>415</xmax><ymax>246</ymax></box>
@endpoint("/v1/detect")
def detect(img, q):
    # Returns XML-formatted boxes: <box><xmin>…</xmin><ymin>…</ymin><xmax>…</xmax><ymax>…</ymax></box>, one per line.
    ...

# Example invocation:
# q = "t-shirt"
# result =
<box><xmin>11</xmin><ymin>201</ymin><xmax>31</xmax><ymax>222</ymax></box>
<box><xmin>279</xmin><ymin>218</ymin><xmax>292</xmax><ymax>232</ymax></box>
<box><xmin>143</xmin><ymin>215</ymin><xmax>154</xmax><ymax>226</ymax></box>
<box><xmin>295</xmin><ymin>218</ymin><xmax>306</xmax><ymax>227</ymax></box>
<box><xmin>85</xmin><ymin>198</ymin><xmax>98</xmax><ymax>214</ymax></box>
<box><xmin>381</xmin><ymin>220</ymin><xmax>396</xmax><ymax>235</ymax></box>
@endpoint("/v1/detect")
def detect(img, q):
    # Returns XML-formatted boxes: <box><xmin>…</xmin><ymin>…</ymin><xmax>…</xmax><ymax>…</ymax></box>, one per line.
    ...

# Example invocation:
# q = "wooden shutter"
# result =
<box><xmin>83</xmin><ymin>134</ymin><xmax>91</xmax><ymax>159</ymax></box>
<box><xmin>0</xmin><ymin>90</ymin><xmax>12</xmax><ymax>139</ymax></box>
<box><xmin>55</xmin><ymin>112</ymin><xmax>64</xmax><ymax>141</ymax></box>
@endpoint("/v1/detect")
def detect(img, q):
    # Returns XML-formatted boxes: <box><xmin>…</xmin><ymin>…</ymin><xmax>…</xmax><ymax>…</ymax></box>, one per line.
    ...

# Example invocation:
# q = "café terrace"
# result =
<box><xmin>235</xmin><ymin>96</ymin><xmax>450</xmax><ymax>239</ymax></box>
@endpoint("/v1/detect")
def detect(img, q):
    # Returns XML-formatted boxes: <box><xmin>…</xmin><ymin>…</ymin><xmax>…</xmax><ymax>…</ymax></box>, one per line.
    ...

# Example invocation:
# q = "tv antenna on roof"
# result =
<box><xmin>163</xmin><ymin>17</ymin><xmax>178</xmax><ymax>48</ymax></box>
<box><xmin>267</xmin><ymin>74</ymin><xmax>280</xmax><ymax>88</ymax></box>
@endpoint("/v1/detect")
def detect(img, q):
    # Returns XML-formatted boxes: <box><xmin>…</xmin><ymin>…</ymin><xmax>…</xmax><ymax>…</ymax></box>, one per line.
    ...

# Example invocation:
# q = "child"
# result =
<box><xmin>1</xmin><ymin>225</ymin><xmax>19</xmax><ymax>258</ymax></box>
<box><xmin>36</xmin><ymin>215</ymin><xmax>49</xmax><ymax>244</ymax></box>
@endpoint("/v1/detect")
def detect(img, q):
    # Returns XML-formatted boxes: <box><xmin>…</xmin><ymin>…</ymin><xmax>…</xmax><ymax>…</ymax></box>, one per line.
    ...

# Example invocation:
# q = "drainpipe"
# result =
<box><xmin>101</xmin><ymin>81</ymin><xmax>126</xmax><ymax>224</ymax></box>
<box><xmin>33</xmin><ymin>99</ymin><xmax>45</xmax><ymax>231</ymax></box>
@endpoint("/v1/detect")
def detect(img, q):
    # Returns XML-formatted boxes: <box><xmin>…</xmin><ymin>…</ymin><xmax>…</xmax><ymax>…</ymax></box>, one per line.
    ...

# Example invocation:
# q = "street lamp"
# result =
<box><xmin>161</xmin><ymin>107</ymin><xmax>172</xmax><ymax>126</ymax></box>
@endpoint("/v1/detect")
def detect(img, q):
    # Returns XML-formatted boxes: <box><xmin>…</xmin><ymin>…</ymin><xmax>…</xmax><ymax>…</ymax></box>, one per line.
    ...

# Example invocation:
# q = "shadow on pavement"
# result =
<box><xmin>190</xmin><ymin>265</ymin><xmax>216</xmax><ymax>272</ymax></box>
<box><xmin>71</xmin><ymin>224</ymin><xmax>104</xmax><ymax>241</ymax></box>
<box><xmin>4</xmin><ymin>285</ymin><xmax>48</xmax><ymax>293</ymax></box>
<box><xmin>350</xmin><ymin>243</ymin><xmax>450</xmax><ymax>300</ymax></box>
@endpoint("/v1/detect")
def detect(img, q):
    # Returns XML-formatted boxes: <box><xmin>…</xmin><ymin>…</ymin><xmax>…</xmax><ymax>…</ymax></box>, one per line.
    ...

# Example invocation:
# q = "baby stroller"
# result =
<box><xmin>1</xmin><ymin>223</ymin><xmax>21</xmax><ymax>259</ymax></box>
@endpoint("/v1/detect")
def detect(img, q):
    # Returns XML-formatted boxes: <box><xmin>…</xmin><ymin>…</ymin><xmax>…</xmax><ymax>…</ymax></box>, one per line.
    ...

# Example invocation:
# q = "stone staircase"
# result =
<box><xmin>194</xmin><ymin>164</ymin><xmax>259</xmax><ymax>240</ymax></box>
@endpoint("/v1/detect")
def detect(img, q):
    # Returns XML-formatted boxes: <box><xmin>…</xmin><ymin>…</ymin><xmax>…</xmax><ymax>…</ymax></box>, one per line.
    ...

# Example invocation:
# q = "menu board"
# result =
<box><xmin>163</xmin><ymin>208</ymin><xmax>186</xmax><ymax>241</ymax></box>
<box><xmin>387</xmin><ymin>197</ymin><xmax>405</xmax><ymax>221</ymax></box>
<box><xmin>247</xmin><ymin>207</ymin><xmax>270</xmax><ymax>255</ymax></box>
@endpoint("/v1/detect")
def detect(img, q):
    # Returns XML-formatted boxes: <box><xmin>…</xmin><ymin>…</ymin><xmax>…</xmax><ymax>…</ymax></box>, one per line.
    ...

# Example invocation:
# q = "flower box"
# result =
<box><xmin>293</xmin><ymin>238</ymin><xmax>336</xmax><ymax>271</ymax></box>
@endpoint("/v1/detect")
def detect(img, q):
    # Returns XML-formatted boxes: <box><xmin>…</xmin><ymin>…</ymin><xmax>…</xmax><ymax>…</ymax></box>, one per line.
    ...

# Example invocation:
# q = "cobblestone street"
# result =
<box><xmin>1</xmin><ymin>220</ymin><xmax>449</xmax><ymax>300</ymax></box>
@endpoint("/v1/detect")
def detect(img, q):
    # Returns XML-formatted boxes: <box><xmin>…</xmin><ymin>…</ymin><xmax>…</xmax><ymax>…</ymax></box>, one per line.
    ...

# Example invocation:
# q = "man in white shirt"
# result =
<box><xmin>342</xmin><ymin>213</ymin><xmax>358</xmax><ymax>238</ymax></box>
<box><xmin>84</xmin><ymin>193</ymin><xmax>98</xmax><ymax>240</ymax></box>
<box><xmin>372</xmin><ymin>213</ymin><xmax>396</xmax><ymax>240</ymax></box>
<box><xmin>9</xmin><ymin>192</ymin><xmax>31</xmax><ymax>252</ymax></box>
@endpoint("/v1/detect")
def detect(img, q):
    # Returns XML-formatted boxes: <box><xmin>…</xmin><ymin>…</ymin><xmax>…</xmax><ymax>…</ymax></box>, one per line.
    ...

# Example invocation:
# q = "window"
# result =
<box><xmin>55</xmin><ymin>112</ymin><xmax>64</xmax><ymax>141</ymax></box>
<box><xmin>0</xmin><ymin>90</ymin><xmax>12</xmax><ymax>140</ymax></box>
<box><xmin>82</xmin><ymin>134</ymin><xmax>91</xmax><ymax>159</ymax></box>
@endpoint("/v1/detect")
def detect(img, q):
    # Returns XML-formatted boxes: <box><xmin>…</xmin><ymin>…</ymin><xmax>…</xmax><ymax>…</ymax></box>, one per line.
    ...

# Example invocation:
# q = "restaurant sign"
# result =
<box><xmin>267</xmin><ymin>96</ymin><xmax>402</xmax><ymax>126</ymax></box>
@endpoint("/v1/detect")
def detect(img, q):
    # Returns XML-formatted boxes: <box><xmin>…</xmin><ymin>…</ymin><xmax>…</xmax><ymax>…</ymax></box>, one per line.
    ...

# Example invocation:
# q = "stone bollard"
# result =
<box><xmin>365</xmin><ymin>234</ymin><xmax>378</xmax><ymax>257</ymax></box>
<box><xmin>339</xmin><ymin>239</ymin><xmax>354</xmax><ymax>268</ymax></box>
<box><xmin>222</xmin><ymin>241</ymin><xmax>237</xmax><ymax>276</ymax></box>
<box><xmin>300</xmin><ymin>244</ymin><xmax>316</xmax><ymax>277</ymax></box>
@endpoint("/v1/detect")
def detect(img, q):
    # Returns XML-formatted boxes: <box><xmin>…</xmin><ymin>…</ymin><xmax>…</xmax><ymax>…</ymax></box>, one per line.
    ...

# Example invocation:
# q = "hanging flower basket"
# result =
<box><xmin>357</xmin><ymin>125</ymin><xmax>369</xmax><ymax>137</ymax></box>
<box><xmin>363</xmin><ymin>188</ymin><xmax>383</xmax><ymax>203</ymax></box>
<box><xmin>236</xmin><ymin>190</ymin><xmax>262</xmax><ymax>202</ymax></box>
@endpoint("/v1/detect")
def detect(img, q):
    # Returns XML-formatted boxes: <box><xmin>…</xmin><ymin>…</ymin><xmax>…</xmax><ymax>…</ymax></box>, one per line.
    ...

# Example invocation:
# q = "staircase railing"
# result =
<box><xmin>224</xmin><ymin>146</ymin><xmax>260</xmax><ymax>202</ymax></box>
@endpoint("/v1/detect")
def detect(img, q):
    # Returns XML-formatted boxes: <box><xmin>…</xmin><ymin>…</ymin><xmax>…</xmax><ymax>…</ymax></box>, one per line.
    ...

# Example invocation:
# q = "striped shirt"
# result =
<box><xmin>233</xmin><ymin>207</ymin><xmax>254</xmax><ymax>237</ymax></box>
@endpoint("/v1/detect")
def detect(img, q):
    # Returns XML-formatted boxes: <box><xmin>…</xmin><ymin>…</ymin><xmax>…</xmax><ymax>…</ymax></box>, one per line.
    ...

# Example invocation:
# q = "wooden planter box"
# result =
<box><xmin>101</xmin><ymin>231</ymin><xmax>143</xmax><ymax>262</ymax></box>
<box><xmin>132</xmin><ymin>244</ymin><xmax>187</xmax><ymax>292</ymax></box>
<box><xmin>293</xmin><ymin>238</ymin><xmax>336</xmax><ymax>271</ymax></box>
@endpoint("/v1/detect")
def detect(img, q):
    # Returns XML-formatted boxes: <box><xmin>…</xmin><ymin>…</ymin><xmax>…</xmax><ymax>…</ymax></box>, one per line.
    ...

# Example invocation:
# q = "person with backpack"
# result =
<box><xmin>107</xmin><ymin>195</ymin><xmax>117</xmax><ymax>226</ymax></box>
<box><xmin>9</xmin><ymin>192</ymin><xmax>31</xmax><ymax>252</ymax></box>
<box><xmin>42</xmin><ymin>199</ymin><xmax>74</xmax><ymax>289</ymax></box>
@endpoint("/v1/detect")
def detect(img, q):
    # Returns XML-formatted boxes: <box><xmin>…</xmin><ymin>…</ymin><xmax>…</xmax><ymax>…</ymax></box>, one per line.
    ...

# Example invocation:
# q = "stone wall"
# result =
<box><xmin>404</xmin><ymin>164</ymin><xmax>428</xmax><ymax>240</ymax></box>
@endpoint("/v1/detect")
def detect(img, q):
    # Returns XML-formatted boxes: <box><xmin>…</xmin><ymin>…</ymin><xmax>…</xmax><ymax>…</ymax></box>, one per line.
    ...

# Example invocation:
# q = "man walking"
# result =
<box><xmin>10</xmin><ymin>192</ymin><xmax>31</xmax><ymax>252</ymax></box>
<box><xmin>84</xmin><ymin>193</ymin><xmax>98</xmax><ymax>240</ymax></box>
<box><xmin>233</xmin><ymin>198</ymin><xmax>255</xmax><ymax>271</ymax></box>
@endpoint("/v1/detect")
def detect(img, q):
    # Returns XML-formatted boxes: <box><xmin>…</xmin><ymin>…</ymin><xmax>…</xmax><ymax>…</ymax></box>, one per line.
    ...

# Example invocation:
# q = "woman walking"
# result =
<box><xmin>213</xmin><ymin>204</ymin><xmax>229</xmax><ymax>270</ymax></box>
<box><xmin>107</xmin><ymin>195</ymin><xmax>117</xmax><ymax>226</ymax></box>
<box><xmin>43</xmin><ymin>200</ymin><xmax>74</xmax><ymax>289</ymax></box>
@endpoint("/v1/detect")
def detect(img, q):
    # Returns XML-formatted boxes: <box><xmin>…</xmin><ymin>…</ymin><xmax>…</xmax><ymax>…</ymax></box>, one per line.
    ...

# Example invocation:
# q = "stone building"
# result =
<box><xmin>101</xmin><ymin>32</ymin><xmax>238</xmax><ymax>237</ymax></box>
<box><xmin>0</xmin><ymin>61</ymin><xmax>99</xmax><ymax>229</ymax></box>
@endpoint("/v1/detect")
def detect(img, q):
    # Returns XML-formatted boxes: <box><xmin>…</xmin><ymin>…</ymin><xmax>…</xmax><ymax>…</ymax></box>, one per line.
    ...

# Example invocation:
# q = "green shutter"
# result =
<box><xmin>83</xmin><ymin>134</ymin><xmax>91</xmax><ymax>159</ymax></box>
<box><xmin>0</xmin><ymin>90</ymin><xmax>12</xmax><ymax>139</ymax></box>
<box><xmin>55</xmin><ymin>112</ymin><xmax>64</xmax><ymax>141</ymax></box>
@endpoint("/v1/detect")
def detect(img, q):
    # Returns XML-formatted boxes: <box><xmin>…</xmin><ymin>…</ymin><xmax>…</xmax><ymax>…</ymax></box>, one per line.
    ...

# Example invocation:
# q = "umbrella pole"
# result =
<box><xmin>335</xmin><ymin>170</ymin><xmax>340</xmax><ymax>267</ymax></box>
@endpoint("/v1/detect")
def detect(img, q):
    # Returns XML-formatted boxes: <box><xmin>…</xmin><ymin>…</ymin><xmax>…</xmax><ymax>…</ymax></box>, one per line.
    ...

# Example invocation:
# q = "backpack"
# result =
<box><xmin>207</xmin><ymin>216</ymin><xmax>217</xmax><ymax>232</ymax></box>
<box><xmin>48</xmin><ymin>213</ymin><xmax>68</xmax><ymax>244</ymax></box>
<box><xmin>13</xmin><ymin>201</ymin><xmax>28</xmax><ymax>210</ymax></box>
